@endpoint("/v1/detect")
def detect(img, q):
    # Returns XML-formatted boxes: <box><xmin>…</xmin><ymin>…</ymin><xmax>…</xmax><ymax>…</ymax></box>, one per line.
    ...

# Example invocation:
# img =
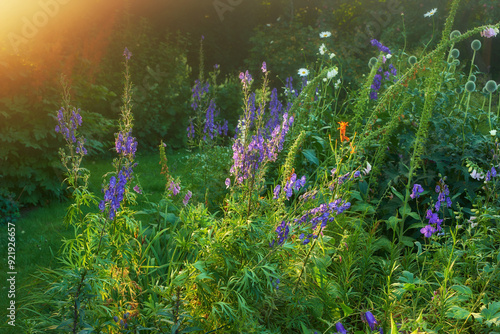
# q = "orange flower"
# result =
<box><xmin>337</xmin><ymin>121</ymin><xmax>349</xmax><ymax>142</ymax></box>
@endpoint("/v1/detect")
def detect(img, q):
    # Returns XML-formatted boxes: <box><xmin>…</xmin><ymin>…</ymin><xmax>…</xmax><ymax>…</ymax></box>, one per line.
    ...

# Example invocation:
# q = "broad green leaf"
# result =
<box><xmin>340</xmin><ymin>302</ymin><xmax>353</xmax><ymax>317</ymax></box>
<box><xmin>302</xmin><ymin>149</ymin><xmax>319</xmax><ymax>166</ymax></box>
<box><xmin>447</xmin><ymin>305</ymin><xmax>471</xmax><ymax>319</ymax></box>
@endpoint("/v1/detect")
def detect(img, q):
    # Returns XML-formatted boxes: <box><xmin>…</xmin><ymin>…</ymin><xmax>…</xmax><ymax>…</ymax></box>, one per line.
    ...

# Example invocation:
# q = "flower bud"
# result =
<box><xmin>471</xmin><ymin>39</ymin><xmax>482</xmax><ymax>51</ymax></box>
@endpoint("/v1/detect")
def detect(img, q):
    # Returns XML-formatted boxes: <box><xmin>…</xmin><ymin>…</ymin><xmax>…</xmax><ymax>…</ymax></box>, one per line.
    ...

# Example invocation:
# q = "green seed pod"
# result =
<box><xmin>368</xmin><ymin>57</ymin><xmax>378</xmax><ymax>68</ymax></box>
<box><xmin>469</xmin><ymin>74</ymin><xmax>476</xmax><ymax>82</ymax></box>
<box><xmin>485</xmin><ymin>80</ymin><xmax>498</xmax><ymax>93</ymax></box>
<box><xmin>455</xmin><ymin>87</ymin><xmax>463</xmax><ymax>94</ymax></box>
<box><xmin>471</xmin><ymin>39</ymin><xmax>482</xmax><ymax>51</ymax></box>
<box><xmin>450</xmin><ymin>48</ymin><xmax>460</xmax><ymax>59</ymax></box>
<box><xmin>453</xmin><ymin>59</ymin><xmax>460</xmax><ymax>66</ymax></box>
<box><xmin>450</xmin><ymin>30</ymin><xmax>461</xmax><ymax>39</ymax></box>
<box><xmin>465</xmin><ymin>81</ymin><xmax>476</xmax><ymax>92</ymax></box>
<box><xmin>408</xmin><ymin>56</ymin><xmax>417</xmax><ymax>66</ymax></box>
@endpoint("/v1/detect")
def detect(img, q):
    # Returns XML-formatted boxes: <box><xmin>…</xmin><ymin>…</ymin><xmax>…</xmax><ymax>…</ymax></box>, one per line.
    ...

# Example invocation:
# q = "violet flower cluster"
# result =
<box><xmin>230</xmin><ymin>113</ymin><xmax>294</xmax><ymax>184</ymax></box>
<box><xmin>369</xmin><ymin>39</ymin><xmax>397</xmax><ymax>100</ymax></box>
<box><xmin>295</xmin><ymin>199</ymin><xmax>351</xmax><ymax>245</ymax></box>
<box><xmin>168</xmin><ymin>180</ymin><xmax>181</xmax><ymax>196</ymax></box>
<box><xmin>270</xmin><ymin>197</ymin><xmax>351</xmax><ymax>247</ymax></box>
<box><xmin>273</xmin><ymin>173</ymin><xmax>306</xmax><ymax>200</ymax></box>
<box><xmin>370</xmin><ymin>64</ymin><xmax>398</xmax><ymax>100</ymax></box>
<box><xmin>55</xmin><ymin>107</ymin><xmax>87</xmax><ymax>155</ymax></box>
<box><xmin>434</xmin><ymin>179</ymin><xmax>452</xmax><ymax>212</ymax></box>
<box><xmin>329</xmin><ymin>169</ymin><xmax>362</xmax><ymax>190</ymax></box>
<box><xmin>203</xmin><ymin>99</ymin><xmax>228</xmax><ymax>141</ymax></box>
<box><xmin>99</xmin><ymin>171</ymin><xmax>127</xmax><ymax>220</ymax></box>
<box><xmin>485</xmin><ymin>166</ymin><xmax>498</xmax><ymax>181</ymax></box>
<box><xmin>191</xmin><ymin>79</ymin><xmax>210</xmax><ymax>111</ymax></box>
<box><xmin>115</xmin><ymin>130</ymin><xmax>137</xmax><ymax>159</ymax></box>
<box><xmin>370</xmin><ymin>39</ymin><xmax>392</xmax><ymax>54</ymax></box>
<box><xmin>335</xmin><ymin>311</ymin><xmax>380</xmax><ymax>334</ymax></box>
<box><xmin>410</xmin><ymin>183</ymin><xmax>424</xmax><ymax>199</ymax></box>
<box><xmin>188</xmin><ymin>79</ymin><xmax>228</xmax><ymax>143</ymax></box>
<box><xmin>239</xmin><ymin>70</ymin><xmax>253</xmax><ymax>89</ymax></box>
<box><xmin>412</xmin><ymin>179</ymin><xmax>452</xmax><ymax>238</ymax></box>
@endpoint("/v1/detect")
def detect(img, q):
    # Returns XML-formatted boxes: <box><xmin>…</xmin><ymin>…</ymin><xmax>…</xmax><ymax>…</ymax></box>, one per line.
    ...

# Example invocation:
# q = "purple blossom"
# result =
<box><xmin>133</xmin><ymin>185</ymin><xmax>142</xmax><ymax>194</ymax></box>
<box><xmin>168</xmin><ymin>181</ymin><xmax>181</xmax><ymax>196</ymax></box>
<box><xmin>225</xmin><ymin>178</ymin><xmax>231</xmax><ymax>189</ymax></box>
<box><xmin>434</xmin><ymin>179</ymin><xmax>452</xmax><ymax>211</ymax></box>
<box><xmin>273</xmin><ymin>184</ymin><xmax>281</xmax><ymax>199</ymax></box>
<box><xmin>335</xmin><ymin>322</ymin><xmax>347</xmax><ymax>334</ymax></box>
<box><xmin>370</xmin><ymin>39</ymin><xmax>391</xmax><ymax>54</ymax></box>
<box><xmin>183</xmin><ymin>191</ymin><xmax>192</xmax><ymax>206</ymax></box>
<box><xmin>239</xmin><ymin>70</ymin><xmax>253</xmax><ymax>88</ymax></box>
<box><xmin>115</xmin><ymin>131</ymin><xmax>137</xmax><ymax>158</ymax></box>
<box><xmin>100</xmin><ymin>170</ymin><xmax>128</xmax><ymax>220</ymax></box>
<box><xmin>410</xmin><ymin>184</ymin><xmax>424</xmax><ymax>199</ymax></box>
<box><xmin>481</xmin><ymin>27</ymin><xmax>498</xmax><ymax>38</ymax></box>
<box><xmin>261</xmin><ymin>61</ymin><xmax>267</xmax><ymax>73</ymax></box>
<box><xmin>230</xmin><ymin>113</ymin><xmax>293</xmax><ymax>185</ymax></box>
<box><xmin>123</xmin><ymin>47</ymin><xmax>132</xmax><ymax>60</ymax></box>
<box><xmin>273</xmin><ymin>220</ymin><xmax>290</xmax><ymax>246</ymax></box>
<box><xmin>363</xmin><ymin>311</ymin><xmax>378</xmax><ymax>330</ymax></box>
<box><xmin>420</xmin><ymin>208</ymin><xmax>443</xmax><ymax>238</ymax></box>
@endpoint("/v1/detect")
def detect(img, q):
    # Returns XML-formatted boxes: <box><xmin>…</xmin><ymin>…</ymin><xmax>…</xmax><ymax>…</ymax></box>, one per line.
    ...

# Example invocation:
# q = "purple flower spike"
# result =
<box><xmin>183</xmin><ymin>190</ymin><xmax>192</xmax><ymax>206</ymax></box>
<box><xmin>123</xmin><ymin>47</ymin><xmax>132</xmax><ymax>60</ymax></box>
<box><xmin>364</xmin><ymin>311</ymin><xmax>378</xmax><ymax>330</ymax></box>
<box><xmin>335</xmin><ymin>322</ymin><xmax>347</xmax><ymax>334</ymax></box>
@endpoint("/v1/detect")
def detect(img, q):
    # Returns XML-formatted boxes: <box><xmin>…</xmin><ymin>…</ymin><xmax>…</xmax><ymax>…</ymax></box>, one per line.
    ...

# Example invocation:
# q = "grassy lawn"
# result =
<box><xmin>0</xmin><ymin>149</ymin><xmax>190</xmax><ymax>332</ymax></box>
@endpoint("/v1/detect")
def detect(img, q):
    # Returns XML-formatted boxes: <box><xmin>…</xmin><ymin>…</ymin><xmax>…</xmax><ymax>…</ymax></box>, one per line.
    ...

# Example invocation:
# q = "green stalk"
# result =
<box><xmin>488</xmin><ymin>93</ymin><xmax>493</xmax><ymax>131</ymax></box>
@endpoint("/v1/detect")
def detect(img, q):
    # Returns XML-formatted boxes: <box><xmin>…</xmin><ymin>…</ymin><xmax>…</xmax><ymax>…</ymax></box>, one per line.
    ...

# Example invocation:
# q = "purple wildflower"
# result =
<box><xmin>261</xmin><ymin>61</ymin><xmax>267</xmax><ymax>73</ymax></box>
<box><xmin>133</xmin><ymin>185</ymin><xmax>142</xmax><ymax>194</ymax></box>
<box><xmin>364</xmin><ymin>311</ymin><xmax>378</xmax><ymax>330</ymax></box>
<box><xmin>335</xmin><ymin>322</ymin><xmax>347</xmax><ymax>334</ymax></box>
<box><xmin>273</xmin><ymin>184</ymin><xmax>281</xmax><ymax>199</ymax></box>
<box><xmin>123</xmin><ymin>47</ymin><xmax>132</xmax><ymax>60</ymax></box>
<box><xmin>100</xmin><ymin>170</ymin><xmax>128</xmax><ymax>220</ymax></box>
<box><xmin>410</xmin><ymin>184</ymin><xmax>424</xmax><ymax>199</ymax></box>
<box><xmin>225</xmin><ymin>178</ymin><xmax>231</xmax><ymax>189</ymax></box>
<box><xmin>183</xmin><ymin>190</ymin><xmax>192</xmax><ymax>206</ymax></box>
<box><xmin>115</xmin><ymin>130</ymin><xmax>137</xmax><ymax>159</ymax></box>
<box><xmin>370</xmin><ymin>39</ymin><xmax>391</xmax><ymax>54</ymax></box>
<box><xmin>168</xmin><ymin>181</ymin><xmax>181</xmax><ymax>196</ymax></box>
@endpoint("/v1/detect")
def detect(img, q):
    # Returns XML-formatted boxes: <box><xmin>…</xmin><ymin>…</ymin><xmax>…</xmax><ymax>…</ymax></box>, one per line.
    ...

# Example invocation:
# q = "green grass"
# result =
<box><xmin>0</xmin><ymin>149</ymin><xmax>191</xmax><ymax>332</ymax></box>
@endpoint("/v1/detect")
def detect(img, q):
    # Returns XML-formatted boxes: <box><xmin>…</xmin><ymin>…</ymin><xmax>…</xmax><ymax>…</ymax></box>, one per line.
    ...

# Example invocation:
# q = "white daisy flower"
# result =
<box><xmin>298</xmin><ymin>68</ymin><xmax>309</xmax><ymax>77</ymax></box>
<box><xmin>490</xmin><ymin>130</ymin><xmax>497</xmax><ymax>136</ymax></box>
<box><xmin>334</xmin><ymin>79</ymin><xmax>341</xmax><ymax>89</ymax></box>
<box><xmin>330</xmin><ymin>52</ymin><xmax>336</xmax><ymax>59</ymax></box>
<box><xmin>319</xmin><ymin>31</ymin><xmax>331</xmax><ymax>38</ymax></box>
<box><xmin>424</xmin><ymin>8</ymin><xmax>437</xmax><ymax>18</ymax></box>
<box><xmin>386</xmin><ymin>54</ymin><xmax>392</xmax><ymax>59</ymax></box>
<box><xmin>319</xmin><ymin>43</ymin><xmax>327</xmax><ymax>55</ymax></box>
<box><xmin>327</xmin><ymin>67</ymin><xmax>338</xmax><ymax>79</ymax></box>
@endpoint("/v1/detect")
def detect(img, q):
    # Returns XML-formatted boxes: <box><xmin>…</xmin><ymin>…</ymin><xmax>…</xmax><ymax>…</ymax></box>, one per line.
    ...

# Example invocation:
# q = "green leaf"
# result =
<box><xmin>391</xmin><ymin>186</ymin><xmax>405</xmax><ymax>202</ymax></box>
<box><xmin>340</xmin><ymin>302</ymin><xmax>353</xmax><ymax>317</ymax></box>
<box><xmin>390</xmin><ymin>313</ymin><xmax>399</xmax><ymax>334</ymax></box>
<box><xmin>447</xmin><ymin>305</ymin><xmax>471</xmax><ymax>320</ymax></box>
<box><xmin>302</xmin><ymin>149</ymin><xmax>319</xmax><ymax>166</ymax></box>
